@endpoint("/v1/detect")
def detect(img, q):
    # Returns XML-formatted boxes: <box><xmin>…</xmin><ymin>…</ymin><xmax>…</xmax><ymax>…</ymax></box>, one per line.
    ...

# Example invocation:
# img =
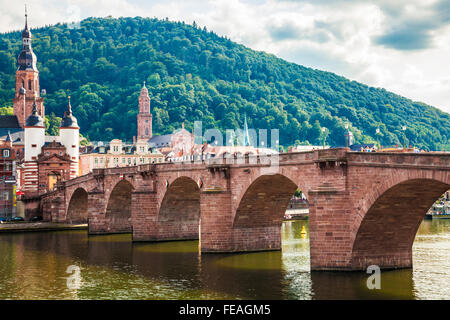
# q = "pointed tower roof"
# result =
<box><xmin>17</xmin><ymin>5</ymin><xmax>37</xmax><ymax>71</ymax></box>
<box><xmin>22</xmin><ymin>5</ymin><xmax>31</xmax><ymax>38</ymax></box>
<box><xmin>25</xmin><ymin>98</ymin><xmax>44</xmax><ymax>127</ymax></box>
<box><xmin>61</xmin><ymin>95</ymin><xmax>79</xmax><ymax>128</ymax></box>
<box><xmin>5</xmin><ymin>131</ymin><xmax>12</xmax><ymax>142</ymax></box>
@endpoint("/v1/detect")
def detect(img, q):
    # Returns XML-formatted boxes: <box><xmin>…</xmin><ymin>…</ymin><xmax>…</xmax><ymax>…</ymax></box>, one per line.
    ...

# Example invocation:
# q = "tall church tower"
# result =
<box><xmin>12</xmin><ymin>8</ymin><xmax>45</xmax><ymax>128</ymax></box>
<box><xmin>137</xmin><ymin>82</ymin><xmax>152</xmax><ymax>140</ymax></box>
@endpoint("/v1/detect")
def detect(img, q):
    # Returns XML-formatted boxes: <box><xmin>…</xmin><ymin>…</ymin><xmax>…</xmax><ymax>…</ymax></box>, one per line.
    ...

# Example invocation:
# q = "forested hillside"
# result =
<box><xmin>0</xmin><ymin>16</ymin><xmax>448</xmax><ymax>150</ymax></box>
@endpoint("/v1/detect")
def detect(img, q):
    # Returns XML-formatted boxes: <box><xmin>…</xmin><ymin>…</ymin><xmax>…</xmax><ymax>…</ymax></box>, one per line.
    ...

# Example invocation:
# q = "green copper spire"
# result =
<box><xmin>243</xmin><ymin>114</ymin><xmax>250</xmax><ymax>146</ymax></box>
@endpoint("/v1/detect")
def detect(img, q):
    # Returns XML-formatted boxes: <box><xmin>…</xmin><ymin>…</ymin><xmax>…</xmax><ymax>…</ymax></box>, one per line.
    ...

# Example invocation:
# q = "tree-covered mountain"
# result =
<box><xmin>0</xmin><ymin>16</ymin><xmax>448</xmax><ymax>150</ymax></box>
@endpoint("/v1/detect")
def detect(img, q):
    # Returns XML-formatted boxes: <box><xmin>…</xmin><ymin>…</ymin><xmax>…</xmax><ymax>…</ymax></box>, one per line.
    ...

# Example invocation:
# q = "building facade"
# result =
<box><xmin>0</xmin><ymin>133</ymin><xmax>17</xmax><ymax>217</ymax></box>
<box><xmin>22</xmin><ymin>99</ymin><xmax>79</xmax><ymax>195</ymax></box>
<box><xmin>79</xmin><ymin>139</ymin><xmax>164</xmax><ymax>175</ymax></box>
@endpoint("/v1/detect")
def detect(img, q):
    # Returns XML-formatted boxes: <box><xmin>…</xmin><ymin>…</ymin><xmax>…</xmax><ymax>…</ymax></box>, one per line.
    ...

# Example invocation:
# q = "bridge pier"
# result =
<box><xmin>131</xmin><ymin>190</ymin><xmax>158</xmax><ymax>241</ymax></box>
<box><xmin>41</xmin><ymin>194</ymin><xmax>65</xmax><ymax>222</ymax></box>
<box><xmin>87</xmin><ymin>191</ymin><xmax>108</xmax><ymax>234</ymax></box>
<box><xmin>308</xmin><ymin>189</ymin><xmax>354</xmax><ymax>270</ymax></box>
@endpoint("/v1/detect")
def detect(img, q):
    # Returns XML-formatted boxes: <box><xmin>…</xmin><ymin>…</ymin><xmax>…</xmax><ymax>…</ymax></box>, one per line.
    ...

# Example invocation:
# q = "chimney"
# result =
<box><xmin>133</xmin><ymin>136</ymin><xmax>136</xmax><ymax>144</ymax></box>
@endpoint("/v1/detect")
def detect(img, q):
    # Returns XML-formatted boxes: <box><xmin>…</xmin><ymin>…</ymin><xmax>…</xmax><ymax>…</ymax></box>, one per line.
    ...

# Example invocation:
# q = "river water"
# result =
<box><xmin>0</xmin><ymin>219</ymin><xmax>449</xmax><ymax>300</ymax></box>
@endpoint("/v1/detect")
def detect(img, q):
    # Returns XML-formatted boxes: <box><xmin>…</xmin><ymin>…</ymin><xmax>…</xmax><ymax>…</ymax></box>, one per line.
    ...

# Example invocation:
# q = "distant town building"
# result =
<box><xmin>0</xmin><ymin>132</ymin><xmax>17</xmax><ymax>217</ymax></box>
<box><xmin>152</xmin><ymin>124</ymin><xmax>195</xmax><ymax>161</ymax></box>
<box><xmin>288</xmin><ymin>145</ymin><xmax>329</xmax><ymax>152</ymax></box>
<box><xmin>350</xmin><ymin>144</ymin><xmax>378</xmax><ymax>152</ymax></box>
<box><xmin>79</xmin><ymin>139</ymin><xmax>164</xmax><ymax>175</ymax></box>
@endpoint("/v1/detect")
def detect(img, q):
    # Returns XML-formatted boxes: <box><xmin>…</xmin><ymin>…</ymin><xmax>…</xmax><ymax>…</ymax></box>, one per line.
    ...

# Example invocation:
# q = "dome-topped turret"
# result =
<box><xmin>60</xmin><ymin>96</ymin><xmax>79</xmax><ymax>128</ymax></box>
<box><xmin>26</xmin><ymin>99</ymin><xmax>44</xmax><ymax>127</ymax></box>
<box><xmin>140</xmin><ymin>81</ymin><xmax>149</xmax><ymax>95</ymax></box>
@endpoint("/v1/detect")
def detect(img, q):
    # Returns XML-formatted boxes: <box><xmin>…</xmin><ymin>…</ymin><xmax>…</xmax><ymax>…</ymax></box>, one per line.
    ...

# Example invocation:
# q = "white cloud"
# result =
<box><xmin>1</xmin><ymin>0</ymin><xmax>449</xmax><ymax>113</ymax></box>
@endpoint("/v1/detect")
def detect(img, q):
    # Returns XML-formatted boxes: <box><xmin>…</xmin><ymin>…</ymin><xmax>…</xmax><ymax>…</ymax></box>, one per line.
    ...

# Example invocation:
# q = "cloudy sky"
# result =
<box><xmin>1</xmin><ymin>0</ymin><xmax>449</xmax><ymax>113</ymax></box>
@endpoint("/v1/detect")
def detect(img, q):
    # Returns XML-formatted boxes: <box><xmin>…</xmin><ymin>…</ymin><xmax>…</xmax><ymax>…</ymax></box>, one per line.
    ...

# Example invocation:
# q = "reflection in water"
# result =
<box><xmin>0</xmin><ymin>219</ymin><xmax>449</xmax><ymax>299</ymax></box>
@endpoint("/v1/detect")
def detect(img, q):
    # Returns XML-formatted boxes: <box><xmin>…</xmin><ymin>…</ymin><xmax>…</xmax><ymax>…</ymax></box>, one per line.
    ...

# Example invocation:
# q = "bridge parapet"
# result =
<box><xmin>347</xmin><ymin>151</ymin><xmax>450</xmax><ymax>169</ymax></box>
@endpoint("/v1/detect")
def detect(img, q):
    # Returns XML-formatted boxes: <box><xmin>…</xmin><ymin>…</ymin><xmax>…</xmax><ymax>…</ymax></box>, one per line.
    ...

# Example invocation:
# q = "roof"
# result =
<box><xmin>350</xmin><ymin>144</ymin><xmax>376</xmax><ymax>151</ymax></box>
<box><xmin>43</xmin><ymin>141</ymin><xmax>65</xmax><ymax>148</ymax></box>
<box><xmin>60</xmin><ymin>98</ymin><xmax>79</xmax><ymax>128</ymax></box>
<box><xmin>26</xmin><ymin>102</ymin><xmax>44</xmax><ymax>127</ymax></box>
<box><xmin>148</xmin><ymin>134</ymin><xmax>172</xmax><ymax>148</ymax></box>
<box><xmin>0</xmin><ymin>116</ymin><xmax>21</xmax><ymax>129</ymax></box>
<box><xmin>0</xmin><ymin>129</ymin><xmax>24</xmax><ymax>144</ymax></box>
<box><xmin>45</xmin><ymin>136</ymin><xmax>60</xmax><ymax>143</ymax></box>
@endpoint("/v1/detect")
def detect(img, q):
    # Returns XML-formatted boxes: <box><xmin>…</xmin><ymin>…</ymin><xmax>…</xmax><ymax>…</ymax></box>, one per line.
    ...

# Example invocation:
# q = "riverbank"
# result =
<box><xmin>285</xmin><ymin>208</ymin><xmax>309</xmax><ymax>220</ymax></box>
<box><xmin>0</xmin><ymin>222</ymin><xmax>88</xmax><ymax>233</ymax></box>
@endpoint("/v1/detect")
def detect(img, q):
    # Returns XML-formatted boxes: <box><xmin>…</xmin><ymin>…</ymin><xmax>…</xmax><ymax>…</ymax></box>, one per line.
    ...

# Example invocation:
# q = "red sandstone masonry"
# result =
<box><xmin>38</xmin><ymin>149</ymin><xmax>450</xmax><ymax>270</ymax></box>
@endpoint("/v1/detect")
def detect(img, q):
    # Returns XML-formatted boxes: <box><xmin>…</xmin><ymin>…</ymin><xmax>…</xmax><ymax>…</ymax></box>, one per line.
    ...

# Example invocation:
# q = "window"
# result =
<box><xmin>31</xmin><ymin>144</ymin><xmax>37</xmax><ymax>148</ymax></box>
<box><xmin>4</xmin><ymin>162</ymin><xmax>11</xmax><ymax>171</ymax></box>
<box><xmin>2</xmin><ymin>192</ymin><xmax>9</xmax><ymax>201</ymax></box>
<box><xmin>28</xmin><ymin>79</ymin><xmax>32</xmax><ymax>90</ymax></box>
<box><xmin>2</xmin><ymin>149</ymin><xmax>10</xmax><ymax>157</ymax></box>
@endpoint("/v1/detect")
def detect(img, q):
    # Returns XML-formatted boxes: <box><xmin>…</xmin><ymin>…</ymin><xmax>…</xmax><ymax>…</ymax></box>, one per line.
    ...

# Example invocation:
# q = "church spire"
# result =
<box><xmin>243</xmin><ymin>114</ymin><xmax>250</xmax><ymax>146</ymax></box>
<box><xmin>18</xmin><ymin>5</ymin><xmax>37</xmax><ymax>71</ymax></box>
<box><xmin>25</xmin><ymin>4</ymin><xmax>28</xmax><ymax>30</ymax></box>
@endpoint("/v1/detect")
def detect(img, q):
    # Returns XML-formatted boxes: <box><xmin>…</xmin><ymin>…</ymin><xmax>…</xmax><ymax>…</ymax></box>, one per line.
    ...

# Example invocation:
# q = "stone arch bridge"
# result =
<box><xmin>37</xmin><ymin>148</ymin><xmax>450</xmax><ymax>271</ymax></box>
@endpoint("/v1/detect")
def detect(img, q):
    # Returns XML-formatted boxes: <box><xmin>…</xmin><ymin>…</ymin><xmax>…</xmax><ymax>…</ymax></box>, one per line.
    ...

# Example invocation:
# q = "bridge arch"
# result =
<box><xmin>233</xmin><ymin>174</ymin><xmax>298</xmax><ymax>228</ymax></box>
<box><xmin>230</xmin><ymin>173</ymin><xmax>299</xmax><ymax>251</ymax></box>
<box><xmin>351</xmin><ymin>177</ymin><xmax>450</xmax><ymax>270</ymax></box>
<box><xmin>66</xmin><ymin>187</ymin><xmax>89</xmax><ymax>223</ymax></box>
<box><xmin>157</xmin><ymin>176</ymin><xmax>201</xmax><ymax>240</ymax></box>
<box><xmin>105</xmin><ymin>179</ymin><xmax>134</xmax><ymax>233</ymax></box>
